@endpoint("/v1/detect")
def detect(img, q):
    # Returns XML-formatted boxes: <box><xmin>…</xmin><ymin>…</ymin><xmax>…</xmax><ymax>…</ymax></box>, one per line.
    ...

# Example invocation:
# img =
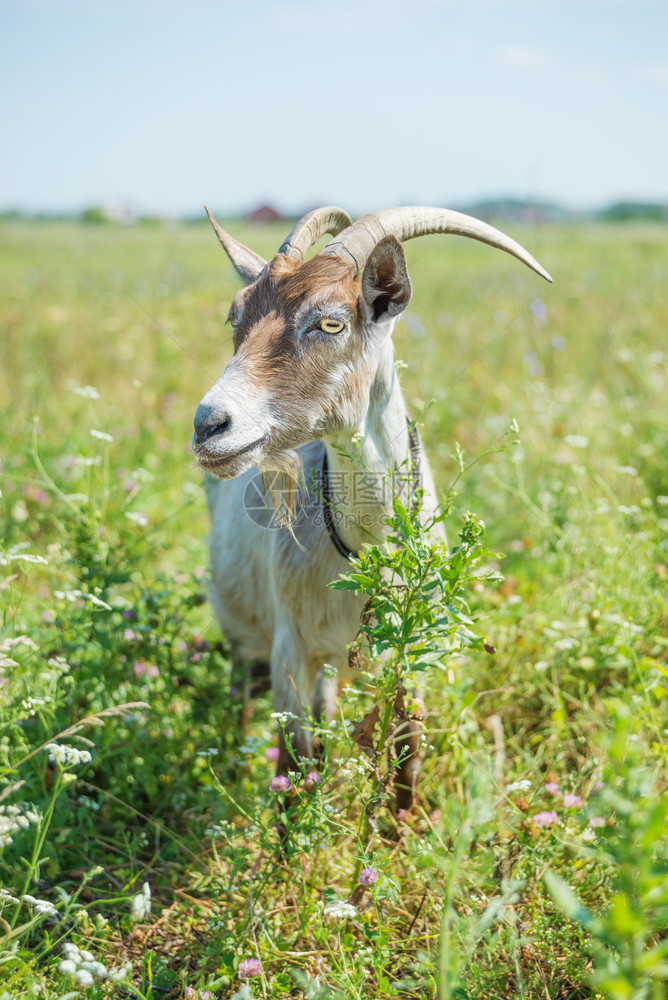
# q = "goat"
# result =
<box><xmin>193</xmin><ymin>206</ymin><xmax>551</xmax><ymax>807</ymax></box>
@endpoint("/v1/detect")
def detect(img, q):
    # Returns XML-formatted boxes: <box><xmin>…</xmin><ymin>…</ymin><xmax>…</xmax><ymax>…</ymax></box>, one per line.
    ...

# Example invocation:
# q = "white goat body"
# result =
<box><xmin>193</xmin><ymin>206</ymin><xmax>551</xmax><ymax>804</ymax></box>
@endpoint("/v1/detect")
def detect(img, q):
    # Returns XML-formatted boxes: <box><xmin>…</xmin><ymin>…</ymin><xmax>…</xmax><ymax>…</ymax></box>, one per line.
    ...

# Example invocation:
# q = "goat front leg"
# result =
<box><xmin>393</xmin><ymin>689</ymin><xmax>425</xmax><ymax>812</ymax></box>
<box><xmin>394</xmin><ymin>718</ymin><xmax>424</xmax><ymax>811</ymax></box>
<box><xmin>270</xmin><ymin>632</ymin><xmax>317</xmax><ymax>776</ymax></box>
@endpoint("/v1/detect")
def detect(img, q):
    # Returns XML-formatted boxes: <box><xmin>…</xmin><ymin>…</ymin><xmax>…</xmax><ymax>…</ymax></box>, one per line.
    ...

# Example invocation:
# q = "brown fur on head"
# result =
<box><xmin>193</xmin><ymin>233</ymin><xmax>412</xmax><ymax>484</ymax></box>
<box><xmin>228</xmin><ymin>254</ymin><xmax>372</xmax><ymax>441</ymax></box>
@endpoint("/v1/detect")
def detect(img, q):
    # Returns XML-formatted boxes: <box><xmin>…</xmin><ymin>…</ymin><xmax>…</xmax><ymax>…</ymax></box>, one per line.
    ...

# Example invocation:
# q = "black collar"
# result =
<box><xmin>322</xmin><ymin>418</ymin><xmax>421</xmax><ymax>561</ymax></box>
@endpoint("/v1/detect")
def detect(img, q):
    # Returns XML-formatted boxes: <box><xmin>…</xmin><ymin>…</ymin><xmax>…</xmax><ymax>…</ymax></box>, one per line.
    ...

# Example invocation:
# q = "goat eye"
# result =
<box><xmin>319</xmin><ymin>318</ymin><xmax>345</xmax><ymax>334</ymax></box>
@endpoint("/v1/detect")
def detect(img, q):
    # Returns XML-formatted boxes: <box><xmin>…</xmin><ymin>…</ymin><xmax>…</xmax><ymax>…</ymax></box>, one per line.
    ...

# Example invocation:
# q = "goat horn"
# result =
<box><xmin>204</xmin><ymin>205</ymin><xmax>268</xmax><ymax>280</ymax></box>
<box><xmin>321</xmin><ymin>206</ymin><xmax>552</xmax><ymax>283</ymax></box>
<box><xmin>278</xmin><ymin>206</ymin><xmax>353</xmax><ymax>261</ymax></box>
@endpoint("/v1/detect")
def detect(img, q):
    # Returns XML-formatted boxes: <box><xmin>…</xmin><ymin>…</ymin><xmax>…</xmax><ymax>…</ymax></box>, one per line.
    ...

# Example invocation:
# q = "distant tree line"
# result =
<box><xmin>1</xmin><ymin>199</ymin><xmax>667</xmax><ymax>226</ymax></box>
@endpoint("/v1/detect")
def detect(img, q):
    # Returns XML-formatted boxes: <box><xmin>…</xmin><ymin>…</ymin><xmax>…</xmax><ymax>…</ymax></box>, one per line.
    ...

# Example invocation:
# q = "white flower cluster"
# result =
<box><xmin>2</xmin><ymin>635</ymin><xmax>38</xmax><ymax>653</ymax></box>
<box><xmin>323</xmin><ymin>899</ymin><xmax>357</xmax><ymax>922</ymax></box>
<box><xmin>53</xmin><ymin>588</ymin><xmax>111</xmax><ymax>609</ymax></box>
<box><xmin>230</xmin><ymin>985</ymin><xmax>254</xmax><ymax>1000</ymax></box>
<box><xmin>59</xmin><ymin>941</ymin><xmax>131</xmax><ymax>986</ymax></box>
<box><xmin>125</xmin><ymin>511</ymin><xmax>149</xmax><ymax>527</ymax></box>
<box><xmin>71</xmin><ymin>385</ymin><xmax>101</xmax><ymax>399</ymax></box>
<box><xmin>20</xmin><ymin>695</ymin><xmax>54</xmax><ymax>717</ymax></box>
<box><xmin>45</xmin><ymin>743</ymin><xmax>92</xmax><ymax>769</ymax></box>
<box><xmin>0</xmin><ymin>552</ymin><xmax>48</xmax><ymax>567</ymax></box>
<box><xmin>563</xmin><ymin>434</ymin><xmax>589</xmax><ymax>449</ymax></box>
<box><xmin>131</xmin><ymin>467</ymin><xmax>153</xmax><ymax>483</ymax></box>
<box><xmin>0</xmin><ymin>803</ymin><xmax>40</xmax><ymax>848</ymax></box>
<box><xmin>505</xmin><ymin>779</ymin><xmax>531</xmax><ymax>793</ymax></box>
<box><xmin>47</xmin><ymin>654</ymin><xmax>71</xmax><ymax>675</ymax></box>
<box><xmin>206</xmin><ymin>819</ymin><xmax>233</xmax><ymax>839</ymax></box>
<box><xmin>0</xmin><ymin>635</ymin><xmax>38</xmax><ymax>669</ymax></box>
<box><xmin>270</xmin><ymin>711</ymin><xmax>298</xmax><ymax>724</ymax></box>
<box><xmin>89</xmin><ymin>429</ymin><xmax>114</xmax><ymax>442</ymax></box>
<box><xmin>22</xmin><ymin>893</ymin><xmax>59</xmax><ymax>916</ymax></box>
<box><xmin>130</xmin><ymin>881</ymin><xmax>152</xmax><ymax>921</ymax></box>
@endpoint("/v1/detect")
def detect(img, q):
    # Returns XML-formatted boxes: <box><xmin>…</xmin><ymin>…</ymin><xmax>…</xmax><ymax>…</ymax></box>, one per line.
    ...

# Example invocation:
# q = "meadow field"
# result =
<box><xmin>1</xmin><ymin>218</ymin><xmax>667</xmax><ymax>1000</ymax></box>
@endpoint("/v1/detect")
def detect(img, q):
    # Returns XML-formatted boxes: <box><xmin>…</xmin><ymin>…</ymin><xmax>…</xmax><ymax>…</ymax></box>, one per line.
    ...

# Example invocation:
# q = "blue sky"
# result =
<box><xmin>2</xmin><ymin>0</ymin><xmax>667</xmax><ymax>216</ymax></box>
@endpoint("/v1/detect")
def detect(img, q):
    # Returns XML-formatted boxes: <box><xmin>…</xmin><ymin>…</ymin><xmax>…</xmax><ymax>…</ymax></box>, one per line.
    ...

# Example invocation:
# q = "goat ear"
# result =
<box><xmin>205</xmin><ymin>205</ymin><xmax>267</xmax><ymax>285</ymax></box>
<box><xmin>360</xmin><ymin>235</ymin><xmax>412</xmax><ymax>323</ymax></box>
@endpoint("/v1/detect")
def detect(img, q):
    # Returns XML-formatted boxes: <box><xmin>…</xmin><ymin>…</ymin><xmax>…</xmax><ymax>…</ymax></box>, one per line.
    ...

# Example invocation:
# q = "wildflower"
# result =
<box><xmin>238</xmin><ymin>958</ymin><xmax>263</xmax><ymax>978</ymax></box>
<box><xmin>593</xmin><ymin>780</ymin><xmax>604</xmax><ymax>792</ymax></box>
<box><xmin>133</xmin><ymin>661</ymin><xmax>145</xmax><ymax>677</ymax></box>
<box><xmin>589</xmin><ymin>816</ymin><xmax>605</xmax><ymax>828</ymax></box>
<box><xmin>544</xmin><ymin>782</ymin><xmax>561</xmax><ymax>796</ymax></box>
<box><xmin>125</xmin><ymin>511</ymin><xmax>148</xmax><ymax>526</ymax></box>
<box><xmin>75</xmin><ymin>969</ymin><xmax>94</xmax><ymax>987</ymax></box>
<box><xmin>305</xmin><ymin>771</ymin><xmax>321</xmax><ymax>790</ymax></box>
<box><xmin>130</xmin><ymin>881</ymin><xmax>151</xmax><ymax>921</ymax></box>
<box><xmin>270</xmin><ymin>775</ymin><xmax>291</xmax><ymax>793</ymax></box>
<box><xmin>532</xmin><ymin>810</ymin><xmax>559</xmax><ymax>828</ymax></box>
<box><xmin>72</xmin><ymin>385</ymin><xmax>100</xmax><ymax>399</ymax></box>
<box><xmin>615</xmin><ymin>465</ymin><xmax>638</xmax><ymax>477</ymax></box>
<box><xmin>85</xmin><ymin>592</ymin><xmax>112</xmax><ymax>610</ymax></box>
<box><xmin>22</xmin><ymin>893</ymin><xmax>59</xmax><ymax>916</ymax></box>
<box><xmin>107</xmin><ymin>964</ymin><xmax>132</xmax><ymax>982</ymax></box>
<box><xmin>45</xmin><ymin>743</ymin><xmax>92</xmax><ymax>769</ymax></box>
<box><xmin>90</xmin><ymin>429</ymin><xmax>114</xmax><ymax>443</ymax></box>
<box><xmin>563</xmin><ymin>435</ymin><xmax>589</xmax><ymax>449</ymax></box>
<box><xmin>562</xmin><ymin>793</ymin><xmax>583</xmax><ymax>809</ymax></box>
<box><xmin>147</xmin><ymin>664</ymin><xmax>159</xmax><ymax>679</ymax></box>
<box><xmin>553</xmin><ymin>637</ymin><xmax>578</xmax><ymax>651</ymax></box>
<box><xmin>505</xmin><ymin>779</ymin><xmax>531</xmax><ymax>793</ymax></box>
<box><xmin>81</xmin><ymin>960</ymin><xmax>107</xmax><ymax>977</ymax></box>
<box><xmin>323</xmin><ymin>900</ymin><xmax>357</xmax><ymax>921</ymax></box>
<box><xmin>3</xmin><ymin>552</ymin><xmax>48</xmax><ymax>566</ymax></box>
<box><xmin>58</xmin><ymin>959</ymin><xmax>78</xmax><ymax>975</ymax></box>
<box><xmin>131</xmin><ymin>467</ymin><xmax>153</xmax><ymax>483</ymax></box>
<box><xmin>265</xmin><ymin>746</ymin><xmax>280</xmax><ymax>762</ymax></box>
<box><xmin>359</xmin><ymin>868</ymin><xmax>379</xmax><ymax>885</ymax></box>
<box><xmin>0</xmin><ymin>803</ymin><xmax>40</xmax><ymax>848</ymax></box>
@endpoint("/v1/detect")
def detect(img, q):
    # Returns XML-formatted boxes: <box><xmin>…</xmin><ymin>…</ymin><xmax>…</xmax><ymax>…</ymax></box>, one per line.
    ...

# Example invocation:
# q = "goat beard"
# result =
<box><xmin>258</xmin><ymin>449</ymin><xmax>304</xmax><ymax>531</ymax></box>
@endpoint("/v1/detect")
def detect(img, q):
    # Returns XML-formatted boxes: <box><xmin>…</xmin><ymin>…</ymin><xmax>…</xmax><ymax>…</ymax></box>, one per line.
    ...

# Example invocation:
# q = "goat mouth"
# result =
<box><xmin>195</xmin><ymin>435</ymin><xmax>268</xmax><ymax>473</ymax></box>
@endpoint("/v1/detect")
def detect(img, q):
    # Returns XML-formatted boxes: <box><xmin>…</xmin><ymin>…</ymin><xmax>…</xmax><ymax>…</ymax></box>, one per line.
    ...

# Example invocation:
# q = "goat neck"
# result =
<box><xmin>322</xmin><ymin>336</ymin><xmax>411</xmax><ymax>552</ymax></box>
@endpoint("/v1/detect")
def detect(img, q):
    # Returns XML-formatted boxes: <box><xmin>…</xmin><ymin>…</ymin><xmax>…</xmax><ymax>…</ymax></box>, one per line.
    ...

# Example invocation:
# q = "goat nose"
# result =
<box><xmin>194</xmin><ymin>408</ymin><xmax>232</xmax><ymax>445</ymax></box>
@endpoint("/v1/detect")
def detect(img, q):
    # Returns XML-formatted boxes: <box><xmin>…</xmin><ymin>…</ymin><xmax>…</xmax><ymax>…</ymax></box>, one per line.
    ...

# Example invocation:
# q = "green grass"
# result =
<box><xmin>1</xmin><ymin>218</ymin><xmax>667</xmax><ymax>1000</ymax></box>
